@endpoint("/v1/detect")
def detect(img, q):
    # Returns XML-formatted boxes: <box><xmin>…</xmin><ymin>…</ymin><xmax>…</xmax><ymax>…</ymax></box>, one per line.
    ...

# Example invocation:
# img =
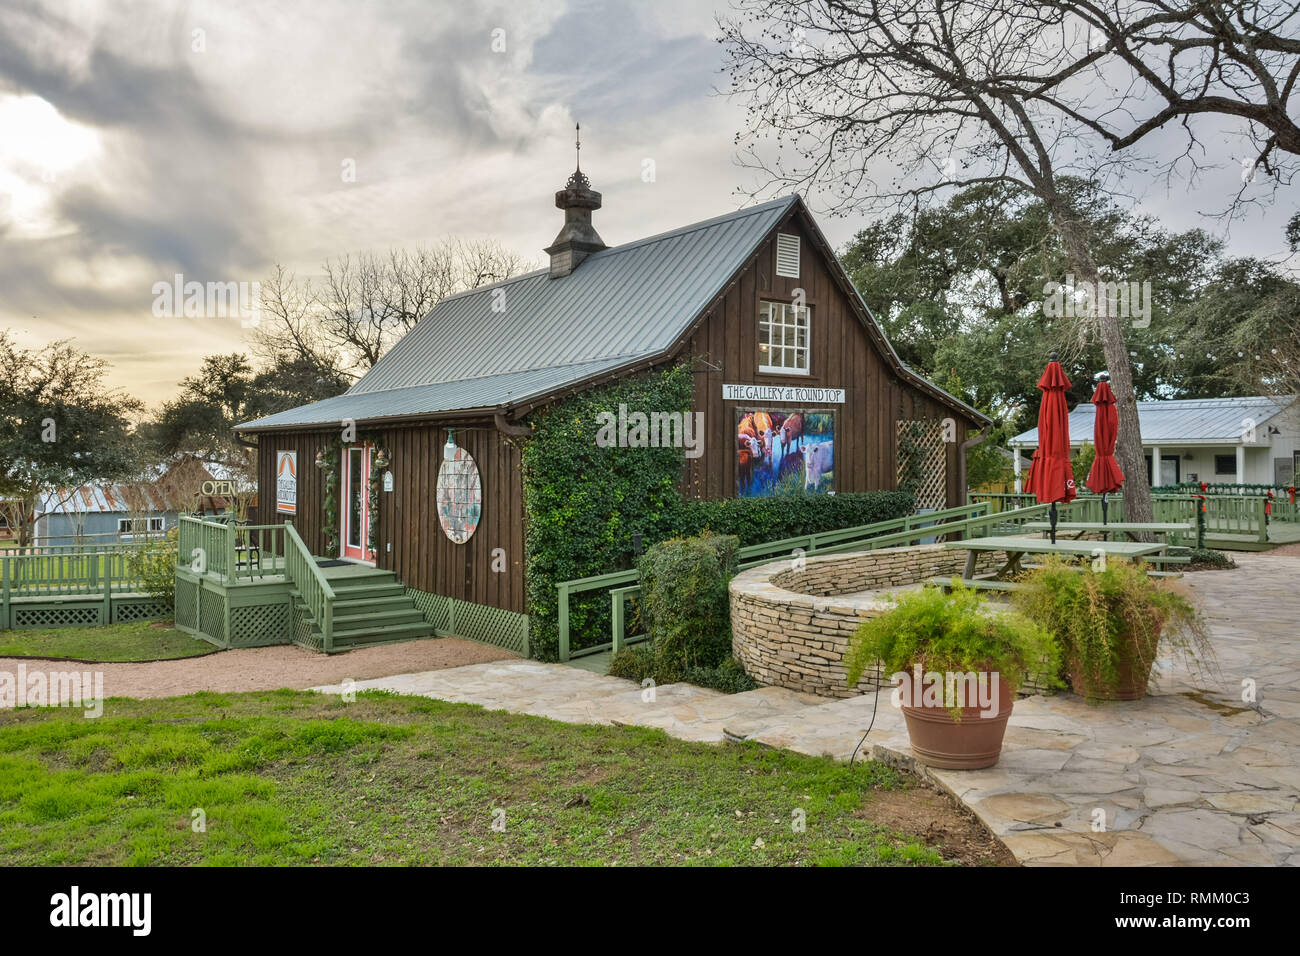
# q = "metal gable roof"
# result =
<box><xmin>239</xmin><ymin>196</ymin><xmax>799</xmax><ymax>430</ymax></box>
<box><xmin>1010</xmin><ymin>395</ymin><xmax>1298</xmax><ymax>446</ymax></box>
<box><xmin>234</xmin><ymin>358</ymin><xmax>634</xmax><ymax>430</ymax></box>
<box><xmin>238</xmin><ymin>191</ymin><xmax>989</xmax><ymax>432</ymax></box>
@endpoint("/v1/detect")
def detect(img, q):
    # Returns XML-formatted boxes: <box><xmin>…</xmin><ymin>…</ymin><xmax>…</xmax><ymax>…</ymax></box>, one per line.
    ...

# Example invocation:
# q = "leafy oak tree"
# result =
<box><xmin>0</xmin><ymin>333</ymin><xmax>143</xmax><ymax>547</ymax></box>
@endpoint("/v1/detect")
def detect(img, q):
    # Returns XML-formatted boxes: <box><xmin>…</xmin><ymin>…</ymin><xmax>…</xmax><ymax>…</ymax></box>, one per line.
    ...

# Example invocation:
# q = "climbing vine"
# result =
<box><xmin>897</xmin><ymin>421</ymin><xmax>928</xmax><ymax>499</ymax></box>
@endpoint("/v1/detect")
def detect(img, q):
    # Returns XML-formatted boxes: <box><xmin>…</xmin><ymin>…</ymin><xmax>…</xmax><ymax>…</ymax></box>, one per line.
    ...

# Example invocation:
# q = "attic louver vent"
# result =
<box><xmin>775</xmin><ymin>233</ymin><xmax>800</xmax><ymax>278</ymax></box>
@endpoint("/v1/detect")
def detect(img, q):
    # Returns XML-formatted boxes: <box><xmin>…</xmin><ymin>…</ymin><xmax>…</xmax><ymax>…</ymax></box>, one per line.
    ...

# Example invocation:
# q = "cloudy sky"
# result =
<box><xmin>1</xmin><ymin>0</ymin><xmax>1295</xmax><ymax>407</ymax></box>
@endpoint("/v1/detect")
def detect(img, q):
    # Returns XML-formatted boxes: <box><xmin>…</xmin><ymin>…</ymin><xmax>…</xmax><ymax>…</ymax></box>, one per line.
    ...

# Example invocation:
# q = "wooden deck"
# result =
<box><xmin>175</xmin><ymin>557</ymin><xmax>436</xmax><ymax>653</ymax></box>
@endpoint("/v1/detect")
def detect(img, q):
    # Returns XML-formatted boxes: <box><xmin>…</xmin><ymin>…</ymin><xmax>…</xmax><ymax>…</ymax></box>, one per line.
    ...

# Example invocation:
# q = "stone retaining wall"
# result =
<box><xmin>729</xmin><ymin>544</ymin><xmax>1008</xmax><ymax>699</ymax></box>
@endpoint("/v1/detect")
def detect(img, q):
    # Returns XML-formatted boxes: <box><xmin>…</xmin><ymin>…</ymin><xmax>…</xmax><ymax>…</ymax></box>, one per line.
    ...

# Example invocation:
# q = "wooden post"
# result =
<box><xmin>558</xmin><ymin>582</ymin><xmax>570</xmax><ymax>662</ymax></box>
<box><xmin>611</xmin><ymin>590</ymin><xmax>624</xmax><ymax>655</ymax></box>
<box><xmin>101</xmin><ymin>549</ymin><xmax>112</xmax><ymax>625</ymax></box>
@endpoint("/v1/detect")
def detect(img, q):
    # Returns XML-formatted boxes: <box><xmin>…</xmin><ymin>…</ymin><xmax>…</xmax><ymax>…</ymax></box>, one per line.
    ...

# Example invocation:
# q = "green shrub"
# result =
<box><xmin>1012</xmin><ymin>557</ymin><xmax>1213</xmax><ymax>695</ymax></box>
<box><xmin>685</xmin><ymin>657</ymin><xmax>759</xmax><ymax>694</ymax></box>
<box><xmin>129</xmin><ymin>527</ymin><xmax>178</xmax><ymax>610</ymax></box>
<box><xmin>1187</xmin><ymin>547</ymin><xmax>1235</xmax><ymax>569</ymax></box>
<box><xmin>608</xmin><ymin>643</ymin><xmax>658</xmax><ymax>682</ymax></box>
<box><xmin>638</xmin><ymin>533</ymin><xmax>739</xmax><ymax>672</ymax></box>
<box><xmin>845</xmin><ymin>583</ymin><xmax>1061</xmax><ymax>716</ymax></box>
<box><xmin>608</xmin><ymin>645</ymin><xmax>759</xmax><ymax>694</ymax></box>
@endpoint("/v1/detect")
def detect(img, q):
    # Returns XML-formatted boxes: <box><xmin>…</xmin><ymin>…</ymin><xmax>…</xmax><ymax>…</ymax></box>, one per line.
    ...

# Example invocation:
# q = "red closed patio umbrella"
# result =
<box><xmin>1024</xmin><ymin>352</ymin><xmax>1077</xmax><ymax>543</ymax></box>
<box><xmin>1086</xmin><ymin>373</ymin><xmax>1125</xmax><ymax>531</ymax></box>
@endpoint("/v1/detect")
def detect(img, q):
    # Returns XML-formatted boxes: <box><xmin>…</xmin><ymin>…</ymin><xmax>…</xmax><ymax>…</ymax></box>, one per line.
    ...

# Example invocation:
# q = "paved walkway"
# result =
<box><xmin>314</xmin><ymin>552</ymin><xmax>1300</xmax><ymax>866</ymax></box>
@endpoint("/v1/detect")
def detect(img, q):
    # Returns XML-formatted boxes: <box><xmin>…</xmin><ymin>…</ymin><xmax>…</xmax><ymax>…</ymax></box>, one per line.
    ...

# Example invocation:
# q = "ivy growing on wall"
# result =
<box><xmin>522</xmin><ymin>364</ymin><xmax>694</xmax><ymax>662</ymax></box>
<box><xmin>896</xmin><ymin>420</ymin><xmax>929</xmax><ymax>500</ymax></box>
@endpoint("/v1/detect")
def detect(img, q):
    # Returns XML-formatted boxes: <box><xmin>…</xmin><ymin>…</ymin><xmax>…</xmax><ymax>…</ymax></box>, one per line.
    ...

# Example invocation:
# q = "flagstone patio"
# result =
<box><xmin>313</xmin><ymin>551</ymin><xmax>1300</xmax><ymax>866</ymax></box>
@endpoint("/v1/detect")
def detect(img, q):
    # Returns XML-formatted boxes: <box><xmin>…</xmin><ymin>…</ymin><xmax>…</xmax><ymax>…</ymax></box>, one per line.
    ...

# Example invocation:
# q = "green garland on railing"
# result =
<box><xmin>368</xmin><ymin>449</ymin><xmax>390</xmax><ymax>554</ymax></box>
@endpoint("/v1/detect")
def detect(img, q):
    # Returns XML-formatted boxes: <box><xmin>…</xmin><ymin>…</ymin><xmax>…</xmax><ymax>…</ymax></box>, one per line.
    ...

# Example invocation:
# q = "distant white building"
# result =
<box><xmin>1010</xmin><ymin>395</ymin><xmax>1299</xmax><ymax>490</ymax></box>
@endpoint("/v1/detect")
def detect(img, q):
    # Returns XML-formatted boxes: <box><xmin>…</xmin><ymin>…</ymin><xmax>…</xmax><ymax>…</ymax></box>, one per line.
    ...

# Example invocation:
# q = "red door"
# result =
<box><xmin>341</xmin><ymin>445</ymin><xmax>374</xmax><ymax>562</ymax></box>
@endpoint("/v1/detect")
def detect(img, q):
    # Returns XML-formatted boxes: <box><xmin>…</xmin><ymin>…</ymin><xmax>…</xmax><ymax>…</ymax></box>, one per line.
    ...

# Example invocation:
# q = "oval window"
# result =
<box><xmin>436</xmin><ymin>446</ymin><xmax>482</xmax><ymax>544</ymax></box>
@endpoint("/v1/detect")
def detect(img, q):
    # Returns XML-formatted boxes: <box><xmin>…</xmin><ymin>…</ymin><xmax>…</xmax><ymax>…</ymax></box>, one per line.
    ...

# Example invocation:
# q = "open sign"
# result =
<box><xmin>201</xmin><ymin>479</ymin><xmax>236</xmax><ymax>497</ymax></box>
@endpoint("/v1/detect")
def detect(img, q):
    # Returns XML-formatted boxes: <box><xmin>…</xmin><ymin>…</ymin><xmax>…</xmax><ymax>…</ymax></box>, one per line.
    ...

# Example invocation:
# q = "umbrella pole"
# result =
<box><xmin>1101</xmin><ymin>493</ymin><xmax>1109</xmax><ymax>542</ymax></box>
<box><xmin>1050</xmin><ymin>502</ymin><xmax>1058</xmax><ymax>544</ymax></box>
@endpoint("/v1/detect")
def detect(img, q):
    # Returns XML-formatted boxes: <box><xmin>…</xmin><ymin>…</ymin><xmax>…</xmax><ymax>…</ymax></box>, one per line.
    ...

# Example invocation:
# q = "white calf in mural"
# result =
<box><xmin>802</xmin><ymin>440</ymin><xmax>833</xmax><ymax>491</ymax></box>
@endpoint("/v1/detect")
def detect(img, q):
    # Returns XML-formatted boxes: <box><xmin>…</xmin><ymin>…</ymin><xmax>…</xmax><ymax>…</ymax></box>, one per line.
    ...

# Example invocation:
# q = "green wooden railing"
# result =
<box><xmin>554</xmin><ymin>501</ymin><xmax>1060</xmax><ymax>661</ymax></box>
<box><xmin>176</xmin><ymin>515</ymin><xmax>285</xmax><ymax>583</ymax></box>
<box><xmin>1154</xmin><ymin>481</ymin><xmax>1296</xmax><ymax>496</ymax></box>
<box><xmin>284</xmin><ymin>521</ymin><xmax>335</xmax><ymax>652</ymax></box>
<box><xmin>0</xmin><ymin>546</ymin><xmax>152</xmax><ymax>629</ymax></box>
<box><xmin>0</xmin><ymin>541</ymin><xmax>152</xmax><ymax>558</ymax></box>
<box><xmin>969</xmin><ymin>492</ymin><xmax>1268</xmax><ymax>544</ymax></box>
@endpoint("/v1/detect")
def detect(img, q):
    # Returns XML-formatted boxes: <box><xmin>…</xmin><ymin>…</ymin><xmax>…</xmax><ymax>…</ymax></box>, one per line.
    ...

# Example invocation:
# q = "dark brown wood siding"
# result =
<box><xmin>255</xmin><ymin>421</ymin><xmax>527</xmax><ymax>613</ymax></box>
<box><xmin>677</xmin><ymin>211</ymin><xmax>979</xmax><ymax>507</ymax></box>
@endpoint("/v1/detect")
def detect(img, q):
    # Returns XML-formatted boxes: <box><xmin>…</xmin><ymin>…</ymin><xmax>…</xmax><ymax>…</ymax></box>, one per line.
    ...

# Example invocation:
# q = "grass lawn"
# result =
<box><xmin>0</xmin><ymin>620</ymin><xmax>213</xmax><ymax>662</ymax></box>
<box><xmin>0</xmin><ymin>689</ymin><xmax>1006</xmax><ymax>866</ymax></box>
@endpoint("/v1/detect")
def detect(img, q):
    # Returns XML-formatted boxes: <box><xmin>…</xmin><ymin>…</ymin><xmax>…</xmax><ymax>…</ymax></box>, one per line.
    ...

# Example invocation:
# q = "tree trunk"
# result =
<box><xmin>1049</xmin><ymin>212</ymin><xmax>1155</xmax><ymax>528</ymax></box>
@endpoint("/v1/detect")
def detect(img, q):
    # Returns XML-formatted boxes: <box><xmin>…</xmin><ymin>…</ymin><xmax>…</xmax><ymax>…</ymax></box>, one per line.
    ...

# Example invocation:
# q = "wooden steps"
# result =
<box><xmin>290</xmin><ymin>567</ymin><xmax>433</xmax><ymax>652</ymax></box>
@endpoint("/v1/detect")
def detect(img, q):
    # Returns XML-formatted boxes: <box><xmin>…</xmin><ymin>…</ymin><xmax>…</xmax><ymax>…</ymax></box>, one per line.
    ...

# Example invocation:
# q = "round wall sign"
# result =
<box><xmin>436</xmin><ymin>446</ymin><xmax>482</xmax><ymax>544</ymax></box>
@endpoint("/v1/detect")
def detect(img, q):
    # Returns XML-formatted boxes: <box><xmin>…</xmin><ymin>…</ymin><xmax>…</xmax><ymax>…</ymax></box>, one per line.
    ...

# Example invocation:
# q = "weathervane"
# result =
<box><xmin>575</xmin><ymin>122</ymin><xmax>581</xmax><ymax>172</ymax></box>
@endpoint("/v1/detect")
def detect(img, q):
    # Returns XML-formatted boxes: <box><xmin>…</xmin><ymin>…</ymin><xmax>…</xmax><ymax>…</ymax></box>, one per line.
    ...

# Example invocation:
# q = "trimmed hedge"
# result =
<box><xmin>678</xmin><ymin>490</ymin><xmax>915</xmax><ymax>547</ymax></box>
<box><xmin>521</xmin><ymin>364</ymin><xmax>918</xmax><ymax>661</ymax></box>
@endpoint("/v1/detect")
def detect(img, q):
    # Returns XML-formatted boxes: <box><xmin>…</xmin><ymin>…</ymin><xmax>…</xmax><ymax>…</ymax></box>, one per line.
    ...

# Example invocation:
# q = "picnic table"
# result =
<box><xmin>943</xmin><ymin>536</ymin><xmax>1166</xmax><ymax>583</ymax></box>
<box><xmin>1023</xmin><ymin>521</ymin><xmax>1192</xmax><ymax>543</ymax></box>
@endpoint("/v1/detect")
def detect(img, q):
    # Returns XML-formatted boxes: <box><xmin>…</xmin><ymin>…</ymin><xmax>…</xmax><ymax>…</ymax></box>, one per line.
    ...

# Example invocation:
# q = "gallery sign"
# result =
<box><xmin>276</xmin><ymin>451</ymin><xmax>297</xmax><ymax>515</ymax></box>
<box><xmin>722</xmin><ymin>383</ymin><xmax>845</xmax><ymax>404</ymax></box>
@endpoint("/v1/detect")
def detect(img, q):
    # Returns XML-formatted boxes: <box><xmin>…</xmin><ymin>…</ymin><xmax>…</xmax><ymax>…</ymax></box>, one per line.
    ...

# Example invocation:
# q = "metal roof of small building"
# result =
<box><xmin>39</xmin><ymin>483</ymin><xmax>172</xmax><ymax>515</ymax></box>
<box><xmin>1010</xmin><ymin>395</ymin><xmax>1298</xmax><ymax>447</ymax></box>
<box><xmin>239</xmin><ymin>196</ymin><xmax>799</xmax><ymax>431</ymax></box>
<box><xmin>239</xmin><ymin>192</ymin><xmax>988</xmax><ymax>432</ymax></box>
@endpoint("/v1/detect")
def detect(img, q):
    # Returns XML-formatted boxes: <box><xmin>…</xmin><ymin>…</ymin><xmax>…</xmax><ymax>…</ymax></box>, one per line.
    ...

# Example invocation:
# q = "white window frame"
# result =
<box><xmin>758</xmin><ymin>300</ymin><xmax>810</xmax><ymax>375</ymax></box>
<box><xmin>118</xmin><ymin>516</ymin><xmax>165</xmax><ymax>538</ymax></box>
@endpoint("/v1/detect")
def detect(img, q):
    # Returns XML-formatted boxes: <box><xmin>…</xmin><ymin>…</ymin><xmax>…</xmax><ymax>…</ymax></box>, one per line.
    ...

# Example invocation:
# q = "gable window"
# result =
<box><xmin>775</xmin><ymin>233</ymin><xmax>801</xmax><ymax>278</ymax></box>
<box><xmin>759</xmin><ymin>301</ymin><xmax>810</xmax><ymax>374</ymax></box>
<box><xmin>1214</xmin><ymin>454</ymin><xmax>1236</xmax><ymax>476</ymax></box>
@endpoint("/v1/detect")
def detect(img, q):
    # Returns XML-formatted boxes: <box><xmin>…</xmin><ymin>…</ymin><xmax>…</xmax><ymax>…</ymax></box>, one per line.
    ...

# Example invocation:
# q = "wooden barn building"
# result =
<box><xmin>236</xmin><ymin>168</ymin><xmax>989</xmax><ymax>652</ymax></box>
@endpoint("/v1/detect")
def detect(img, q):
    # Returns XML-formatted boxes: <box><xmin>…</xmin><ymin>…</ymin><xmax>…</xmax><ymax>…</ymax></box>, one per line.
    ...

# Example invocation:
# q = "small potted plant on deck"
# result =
<box><xmin>844</xmin><ymin>584</ymin><xmax>1061</xmax><ymax>770</ymax></box>
<box><xmin>1012</xmin><ymin>557</ymin><xmax>1213</xmax><ymax>701</ymax></box>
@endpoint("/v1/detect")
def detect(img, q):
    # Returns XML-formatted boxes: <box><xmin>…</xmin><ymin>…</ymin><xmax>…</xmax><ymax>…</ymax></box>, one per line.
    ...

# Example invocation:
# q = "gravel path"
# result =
<box><xmin>0</xmin><ymin>637</ymin><xmax>517</xmax><ymax>701</ymax></box>
<box><xmin>1265</xmin><ymin>542</ymin><xmax>1300</xmax><ymax>558</ymax></box>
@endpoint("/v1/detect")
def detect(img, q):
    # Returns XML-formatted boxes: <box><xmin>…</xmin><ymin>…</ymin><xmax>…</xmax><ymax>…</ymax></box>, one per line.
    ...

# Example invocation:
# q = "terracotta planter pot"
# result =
<box><xmin>900</xmin><ymin>675</ymin><xmax>1015</xmax><ymax>770</ymax></box>
<box><xmin>1069</xmin><ymin>651</ymin><xmax>1154</xmax><ymax>701</ymax></box>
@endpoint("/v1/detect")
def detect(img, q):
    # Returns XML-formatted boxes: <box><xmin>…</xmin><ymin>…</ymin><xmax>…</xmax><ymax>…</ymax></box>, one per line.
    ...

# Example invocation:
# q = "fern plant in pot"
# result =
<box><xmin>844</xmin><ymin>584</ymin><xmax>1061</xmax><ymax>770</ymax></box>
<box><xmin>1012</xmin><ymin>557</ymin><xmax>1213</xmax><ymax>701</ymax></box>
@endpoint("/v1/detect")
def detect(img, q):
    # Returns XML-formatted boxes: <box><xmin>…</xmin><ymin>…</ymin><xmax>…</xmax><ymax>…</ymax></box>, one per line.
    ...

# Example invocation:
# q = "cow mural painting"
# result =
<box><xmin>736</xmin><ymin>409</ymin><xmax>835</xmax><ymax>496</ymax></box>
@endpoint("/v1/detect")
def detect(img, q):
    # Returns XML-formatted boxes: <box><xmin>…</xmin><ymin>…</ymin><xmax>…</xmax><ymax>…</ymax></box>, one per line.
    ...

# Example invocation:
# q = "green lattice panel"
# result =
<box><xmin>452</xmin><ymin>601</ymin><xmax>528</xmax><ymax>655</ymax></box>
<box><xmin>290</xmin><ymin>602</ymin><xmax>322</xmax><ymax>650</ymax></box>
<box><xmin>174</xmin><ymin>580</ymin><xmax>199</xmax><ymax>630</ymax></box>
<box><xmin>12</xmin><ymin>603</ymin><xmax>103</xmax><ymax>629</ymax></box>
<box><xmin>229</xmin><ymin>602</ymin><xmax>291</xmax><ymax>647</ymax></box>
<box><xmin>407</xmin><ymin>588</ymin><xmax>452</xmax><ymax>631</ymax></box>
<box><xmin>113</xmin><ymin>598</ymin><xmax>172</xmax><ymax>623</ymax></box>
<box><xmin>199</xmin><ymin>588</ymin><xmax>226</xmax><ymax>645</ymax></box>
